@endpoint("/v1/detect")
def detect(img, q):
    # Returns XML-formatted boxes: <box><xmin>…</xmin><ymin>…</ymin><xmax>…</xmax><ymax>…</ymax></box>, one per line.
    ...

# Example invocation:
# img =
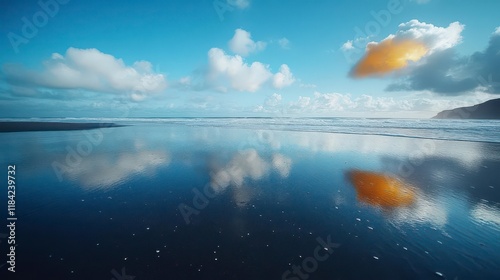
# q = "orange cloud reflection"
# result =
<box><xmin>347</xmin><ymin>170</ymin><xmax>416</xmax><ymax>208</ymax></box>
<box><xmin>352</xmin><ymin>39</ymin><xmax>428</xmax><ymax>77</ymax></box>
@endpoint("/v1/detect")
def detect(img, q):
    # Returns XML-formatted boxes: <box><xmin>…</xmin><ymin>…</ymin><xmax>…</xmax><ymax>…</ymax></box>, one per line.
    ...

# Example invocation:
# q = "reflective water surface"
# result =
<box><xmin>1</xmin><ymin>122</ymin><xmax>499</xmax><ymax>279</ymax></box>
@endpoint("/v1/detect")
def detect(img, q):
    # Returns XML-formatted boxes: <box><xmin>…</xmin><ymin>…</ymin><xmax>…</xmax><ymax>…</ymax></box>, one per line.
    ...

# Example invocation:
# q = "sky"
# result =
<box><xmin>0</xmin><ymin>0</ymin><xmax>499</xmax><ymax>118</ymax></box>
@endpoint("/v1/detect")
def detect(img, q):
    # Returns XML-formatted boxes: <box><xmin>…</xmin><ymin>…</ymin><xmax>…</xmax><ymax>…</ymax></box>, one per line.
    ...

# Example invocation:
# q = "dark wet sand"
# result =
<box><xmin>1</xmin><ymin>123</ymin><xmax>499</xmax><ymax>279</ymax></box>
<box><xmin>0</xmin><ymin>121</ymin><xmax>124</xmax><ymax>132</ymax></box>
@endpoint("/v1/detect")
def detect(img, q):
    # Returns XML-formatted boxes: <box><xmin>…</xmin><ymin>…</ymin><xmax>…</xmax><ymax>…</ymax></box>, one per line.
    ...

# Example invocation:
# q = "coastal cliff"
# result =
<box><xmin>432</xmin><ymin>98</ymin><xmax>500</xmax><ymax>119</ymax></box>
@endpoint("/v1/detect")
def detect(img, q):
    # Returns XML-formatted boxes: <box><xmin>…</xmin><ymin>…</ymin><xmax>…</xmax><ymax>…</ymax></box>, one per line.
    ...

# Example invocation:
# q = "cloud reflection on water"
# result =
<box><xmin>210</xmin><ymin>149</ymin><xmax>269</xmax><ymax>192</ymax></box>
<box><xmin>347</xmin><ymin>170</ymin><xmax>416</xmax><ymax>208</ymax></box>
<box><xmin>346</xmin><ymin>169</ymin><xmax>450</xmax><ymax>227</ymax></box>
<box><xmin>65</xmin><ymin>149</ymin><xmax>170</xmax><ymax>189</ymax></box>
<box><xmin>391</xmin><ymin>195</ymin><xmax>448</xmax><ymax>227</ymax></box>
<box><xmin>210</xmin><ymin>149</ymin><xmax>292</xmax><ymax>193</ymax></box>
<box><xmin>292</xmin><ymin>131</ymin><xmax>499</xmax><ymax>172</ymax></box>
<box><xmin>471</xmin><ymin>203</ymin><xmax>500</xmax><ymax>227</ymax></box>
<box><xmin>5</xmin><ymin>124</ymin><xmax>497</xmax><ymax>230</ymax></box>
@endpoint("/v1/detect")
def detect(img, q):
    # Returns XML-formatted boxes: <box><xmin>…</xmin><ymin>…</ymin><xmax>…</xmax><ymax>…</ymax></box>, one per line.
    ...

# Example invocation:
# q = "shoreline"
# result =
<box><xmin>0</xmin><ymin>122</ymin><xmax>125</xmax><ymax>133</ymax></box>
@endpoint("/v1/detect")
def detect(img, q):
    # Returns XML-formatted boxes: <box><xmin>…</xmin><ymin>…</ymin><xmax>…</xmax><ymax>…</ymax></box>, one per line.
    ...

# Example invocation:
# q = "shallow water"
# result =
<box><xmin>1</xmin><ymin>120</ymin><xmax>499</xmax><ymax>279</ymax></box>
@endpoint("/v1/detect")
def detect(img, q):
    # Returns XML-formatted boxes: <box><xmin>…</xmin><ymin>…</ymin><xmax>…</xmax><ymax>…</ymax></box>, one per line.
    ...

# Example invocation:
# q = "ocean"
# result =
<box><xmin>1</xmin><ymin>118</ymin><xmax>499</xmax><ymax>279</ymax></box>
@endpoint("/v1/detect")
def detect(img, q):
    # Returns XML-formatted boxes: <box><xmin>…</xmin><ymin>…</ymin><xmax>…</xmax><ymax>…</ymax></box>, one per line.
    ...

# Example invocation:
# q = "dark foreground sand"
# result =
<box><xmin>0</xmin><ymin>121</ymin><xmax>124</xmax><ymax>132</ymax></box>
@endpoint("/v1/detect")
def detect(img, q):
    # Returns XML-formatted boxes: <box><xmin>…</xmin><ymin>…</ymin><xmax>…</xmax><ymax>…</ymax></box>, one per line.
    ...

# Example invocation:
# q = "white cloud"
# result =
<box><xmin>207</xmin><ymin>48</ymin><xmax>294</xmax><ymax>92</ymax></box>
<box><xmin>385</xmin><ymin>25</ymin><xmax>500</xmax><ymax>95</ymax></box>
<box><xmin>261</xmin><ymin>90</ymin><xmax>496</xmax><ymax>117</ymax></box>
<box><xmin>289</xmin><ymin>92</ymin><xmax>355</xmax><ymax>112</ymax></box>
<box><xmin>231</xmin><ymin>0</ymin><xmax>250</xmax><ymax>9</ymax></box>
<box><xmin>296</xmin><ymin>96</ymin><xmax>311</xmax><ymax>108</ymax></box>
<box><xmin>3</xmin><ymin>48</ymin><xmax>167</xmax><ymax>101</ymax></box>
<box><xmin>272</xmin><ymin>64</ymin><xmax>295</xmax><ymax>89</ymax></box>
<box><xmin>228</xmin><ymin>29</ymin><xmax>266</xmax><ymax>56</ymax></box>
<box><xmin>344</xmin><ymin>20</ymin><xmax>465</xmax><ymax>67</ymax></box>
<box><xmin>207</xmin><ymin>48</ymin><xmax>271</xmax><ymax>92</ymax></box>
<box><xmin>278</xmin><ymin>38</ymin><xmax>290</xmax><ymax>49</ymax></box>
<box><xmin>341</xmin><ymin>40</ymin><xmax>354</xmax><ymax>51</ymax></box>
<box><xmin>393</xmin><ymin>20</ymin><xmax>464</xmax><ymax>53</ymax></box>
<box><xmin>265</xmin><ymin>93</ymin><xmax>282</xmax><ymax>107</ymax></box>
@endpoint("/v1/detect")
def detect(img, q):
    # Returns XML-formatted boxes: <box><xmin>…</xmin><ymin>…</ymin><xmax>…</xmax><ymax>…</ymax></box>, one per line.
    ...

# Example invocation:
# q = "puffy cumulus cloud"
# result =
<box><xmin>2</xmin><ymin>48</ymin><xmax>167</xmax><ymax>100</ymax></box>
<box><xmin>229</xmin><ymin>29</ymin><xmax>266</xmax><ymax>56</ymax></box>
<box><xmin>349</xmin><ymin>20</ymin><xmax>500</xmax><ymax>96</ymax></box>
<box><xmin>206</xmin><ymin>48</ymin><xmax>294</xmax><ymax>92</ymax></box>
<box><xmin>352</xmin><ymin>39</ymin><xmax>428</xmax><ymax>77</ymax></box>
<box><xmin>262</xmin><ymin>90</ymin><xmax>495</xmax><ymax>117</ymax></box>
<box><xmin>272</xmin><ymin>64</ymin><xmax>295</xmax><ymax>89</ymax></box>
<box><xmin>395</xmin><ymin>20</ymin><xmax>464</xmax><ymax>52</ymax></box>
<box><xmin>387</xmin><ymin>27</ymin><xmax>500</xmax><ymax>95</ymax></box>
<box><xmin>351</xmin><ymin>20</ymin><xmax>464</xmax><ymax>78</ymax></box>
<box><xmin>207</xmin><ymin>48</ymin><xmax>271</xmax><ymax>92</ymax></box>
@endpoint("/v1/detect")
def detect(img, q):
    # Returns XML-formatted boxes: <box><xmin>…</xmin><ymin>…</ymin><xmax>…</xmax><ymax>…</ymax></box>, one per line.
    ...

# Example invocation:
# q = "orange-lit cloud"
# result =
<box><xmin>347</xmin><ymin>170</ymin><xmax>416</xmax><ymax>208</ymax></box>
<box><xmin>351</xmin><ymin>39</ymin><xmax>428</xmax><ymax>78</ymax></box>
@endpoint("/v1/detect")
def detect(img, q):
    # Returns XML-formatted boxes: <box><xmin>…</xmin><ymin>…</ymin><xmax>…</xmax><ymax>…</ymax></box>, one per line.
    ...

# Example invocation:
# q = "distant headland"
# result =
<box><xmin>433</xmin><ymin>98</ymin><xmax>500</xmax><ymax>119</ymax></box>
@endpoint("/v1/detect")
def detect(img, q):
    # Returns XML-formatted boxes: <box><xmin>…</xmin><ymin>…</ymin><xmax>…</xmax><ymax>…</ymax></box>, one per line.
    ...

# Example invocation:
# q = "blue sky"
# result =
<box><xmin>1</xmin><ymin>0</ymin><xmax>499</xmax><ymax>118</ymax></box>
